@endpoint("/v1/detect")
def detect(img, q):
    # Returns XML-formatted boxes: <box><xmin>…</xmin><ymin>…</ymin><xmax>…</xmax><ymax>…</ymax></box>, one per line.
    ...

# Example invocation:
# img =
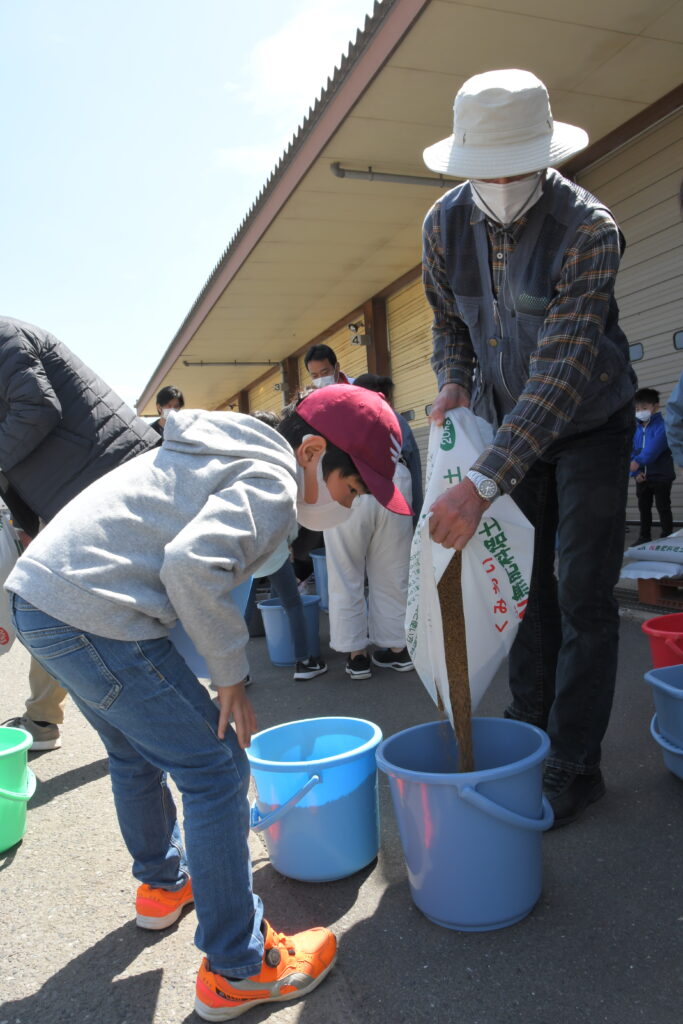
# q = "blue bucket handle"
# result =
<box><xmin>0</xmin><ymin>767</ymin><xmax>36</xmax><ymax>804</ymax></box>
<box><xmin>650</xmin><ymin>713</ymin><xmax>683</xmax><ymax>754</ymax></box>
<box><xmin>250</xmin><ymin>773</ymin><xmax>321</xmax><ymax>833</ymax></box>
<box><xmin>461</xmin><ymin>784</ymin><xmax>554</xmax><ymax>832</ymax></box>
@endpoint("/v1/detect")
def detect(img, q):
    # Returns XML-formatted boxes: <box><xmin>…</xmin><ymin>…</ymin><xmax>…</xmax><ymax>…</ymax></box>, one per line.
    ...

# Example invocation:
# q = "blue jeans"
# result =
<box><xmin>268</xmin><ymin>559</ymin><xmax>308</xmax><ymax>661</ymax></box>
<box><xmin>507</xmin><ymin>402</ymin><xmax>633</xmax><ymax>774</ymax></box>
<box><xmin>10</xmin><ymin>594</ymin><xmax>264</xmax><ymax>978</ymax></box>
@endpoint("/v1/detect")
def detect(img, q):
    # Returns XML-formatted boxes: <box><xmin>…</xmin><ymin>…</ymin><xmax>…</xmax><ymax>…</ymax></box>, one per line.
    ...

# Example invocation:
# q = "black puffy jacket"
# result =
<box><xmin>0</xmin><ymin>317</ymin><xmax>159</xmax><ymax>529</ymax></box>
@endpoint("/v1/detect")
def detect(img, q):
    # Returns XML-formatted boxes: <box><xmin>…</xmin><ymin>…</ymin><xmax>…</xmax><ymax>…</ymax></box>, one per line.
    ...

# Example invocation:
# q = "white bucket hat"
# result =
<box><xmin>423</xmin><ymin>69</ymin><xmax>588</xmax><ymax>179</ymax></box>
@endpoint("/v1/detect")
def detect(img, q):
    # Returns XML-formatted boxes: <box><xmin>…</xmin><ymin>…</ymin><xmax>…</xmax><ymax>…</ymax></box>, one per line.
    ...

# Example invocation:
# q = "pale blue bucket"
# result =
<box><xmin>248</xmin><ymin>716</ymin><xmax>382</xmax><ymax>882</ymax></box>
<box><xmin>650</xmin><ymin>714</ymin><xmax>683</xmax><ymax>780</ymax></box>
<box><xmin>257</xmin><ymin>594</ymin><xmax>321</xmax><ymax>667</ymax></box>
<box><xmin>644</xmin><ymin>665</ymin><xmax>683</xmax><ymax>748</ymax></box>
<box><xmin>376</xmin><ymin>718</ymin><xmax>553</xmax><ymax>931</ymax></box>
<box><xmin>310</xmin><ymin>548</ymin><xmax>328</xmax><ymax>611</ymax></box>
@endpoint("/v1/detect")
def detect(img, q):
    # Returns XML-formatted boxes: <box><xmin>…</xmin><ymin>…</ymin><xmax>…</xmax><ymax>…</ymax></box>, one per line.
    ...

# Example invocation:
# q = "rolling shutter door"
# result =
<box><xmin>387</xmin><ymin>278</ymin><xmax>435</xmax><ymax>473</ymax></box>
<box><xmin>247</xmin><ymin>368</ymin><xmax>284</xmax><ymax>416</ymax></box>
<box><xmin>577</xmin><ymin>109</ymin><xmax>683</xmax><ymax>524</ymax></box>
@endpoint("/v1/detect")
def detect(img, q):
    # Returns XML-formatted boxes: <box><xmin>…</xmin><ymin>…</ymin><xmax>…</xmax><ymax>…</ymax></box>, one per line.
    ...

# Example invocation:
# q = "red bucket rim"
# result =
<box><xmin>642</xmin><ymin>612</ymin><xmax>683</xmax><ymax>637</ymax></box>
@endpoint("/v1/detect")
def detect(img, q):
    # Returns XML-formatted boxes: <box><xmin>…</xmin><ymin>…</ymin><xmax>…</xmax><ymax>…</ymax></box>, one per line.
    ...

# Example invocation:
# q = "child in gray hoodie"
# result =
<box><xmin>5</xmin><ymin>384</ymin><xmax>410</xmax><ymax>1021</ymax></box>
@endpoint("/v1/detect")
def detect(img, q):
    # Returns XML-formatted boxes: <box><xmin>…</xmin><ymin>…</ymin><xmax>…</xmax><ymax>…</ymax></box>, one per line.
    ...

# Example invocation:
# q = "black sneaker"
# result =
<box><xmin>371</xmin><ymin>647</ymin><xmax>413</xmax><ymax>672</ymax></box>
<box><xmin>293</xmin><ymin>657</ymin><xmax>328</xmax><ymax>681</ymax></box>
<box><xmin>345</xmin><ymin>654</ymin><xmax>372</xmax><ymax>679</ymax></box>
<box><xmin>544</xmin><ymin>767</ymin><xmax>606</xmax><ymax>828</ymax></box>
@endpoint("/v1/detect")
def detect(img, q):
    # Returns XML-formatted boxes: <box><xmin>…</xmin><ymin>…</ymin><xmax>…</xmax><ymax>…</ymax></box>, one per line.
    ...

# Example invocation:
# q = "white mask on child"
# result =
<box><xmin>635</xmin><ymin>410</ymin><xmax>652</xmax><ymax>423</ymax></box>
<box><xmin>296</xmin><ymin>460</ymin><xmax>353</xmax><ymax>531</ymax></box>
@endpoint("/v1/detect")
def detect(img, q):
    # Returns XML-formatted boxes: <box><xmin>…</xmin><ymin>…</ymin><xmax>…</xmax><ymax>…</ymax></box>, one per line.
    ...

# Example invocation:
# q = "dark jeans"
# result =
<box><xmin>291</xmin><ymin>527</ymin><xmax>323</xmax><ymax>582</ymax></box>
<box><xmin>507</xmin><ymin>402</ymin><xmax>633</xmax><ymax>774</ymax></box>
<box><xmin>267</xmin><ymin>559</ymin><xmax>309</xmax><ymax>661</ymax></box>
<box><xmin>635</xmin><ymin>478</ymin><xmax>673</xmax><ymax>539</ymax></box>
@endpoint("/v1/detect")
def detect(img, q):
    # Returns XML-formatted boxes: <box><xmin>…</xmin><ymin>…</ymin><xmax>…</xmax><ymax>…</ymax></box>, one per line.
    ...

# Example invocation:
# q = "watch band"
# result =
<box><xmin>466</xmin><ymin>469</ymin><xmax>499</xmax><ymax>501</ymax></box>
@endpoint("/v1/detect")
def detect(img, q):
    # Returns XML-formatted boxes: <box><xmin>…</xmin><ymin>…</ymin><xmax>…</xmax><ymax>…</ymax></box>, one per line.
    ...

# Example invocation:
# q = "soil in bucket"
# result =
<box><xmin>437</xmin><ymin>551</ymin><xmax>474</xmax><ymax>772</ymax></box>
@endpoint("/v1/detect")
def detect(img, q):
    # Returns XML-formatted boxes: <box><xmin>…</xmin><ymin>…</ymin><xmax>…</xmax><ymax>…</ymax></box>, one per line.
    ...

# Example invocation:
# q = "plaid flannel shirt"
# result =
<box><xmin>422</xmin><ymin>187</ymin><xmax>624</xmax><ymax>491</ymax></box>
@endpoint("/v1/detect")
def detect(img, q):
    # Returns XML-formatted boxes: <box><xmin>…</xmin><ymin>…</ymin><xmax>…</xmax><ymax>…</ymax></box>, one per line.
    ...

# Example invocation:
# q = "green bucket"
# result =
<box><xmin>0</xmin><ymin>726</ymin><xmax>37</xmax><ymax>852</ymax></box>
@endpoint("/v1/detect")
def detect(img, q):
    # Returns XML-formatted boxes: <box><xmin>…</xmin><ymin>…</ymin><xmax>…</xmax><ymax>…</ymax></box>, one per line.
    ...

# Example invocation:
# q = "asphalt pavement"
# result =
<box><xmin>1</xmin><ymin>602</ymin><xmax>681</xmax><ymax>1024</ymax></box>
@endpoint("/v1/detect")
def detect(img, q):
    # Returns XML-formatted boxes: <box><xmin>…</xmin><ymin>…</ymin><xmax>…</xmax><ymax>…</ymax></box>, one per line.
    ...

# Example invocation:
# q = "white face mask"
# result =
<box><xmin>635</xmin><ymin>410</ymin><xmax>652</xmax><ymax>423</ymax></box>
<box><xmin>311</xmin><ymin>375</ymin><xmax>336</xmax><ymax>389</ymax></box>
<box><xmin>296</xmin><ymin>461</ymin><xmax>353</xmax><ymax>531</ymax></box>
<box><xmin>470</xmin><ymin>172</ymin><xmax>544</xmax><ymax>227</ymax></box>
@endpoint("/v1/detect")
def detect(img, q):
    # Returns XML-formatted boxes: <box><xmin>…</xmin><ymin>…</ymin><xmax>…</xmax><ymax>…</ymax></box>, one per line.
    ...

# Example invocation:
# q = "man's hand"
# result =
<box><xmin>215</xmin><ymin>682</ymin><xmax>257</xmax><ymax>749</ymax></box>
<box><xmin>429</xmin><ymin>478</ymin><xmax>489</xmax><ymax>550</ymax></box>
<box><xmin>428</xmin><ymin>383</ymin><xmax>470</xmax><ymax>426</ymax></box>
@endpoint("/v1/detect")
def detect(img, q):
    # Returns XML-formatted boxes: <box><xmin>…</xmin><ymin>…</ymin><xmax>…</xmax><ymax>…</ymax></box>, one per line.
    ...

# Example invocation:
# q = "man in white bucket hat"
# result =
<box><xmin>422</xmin><ymin>69</ymin><xmax>636</xmax><ymax>827</ymax></box>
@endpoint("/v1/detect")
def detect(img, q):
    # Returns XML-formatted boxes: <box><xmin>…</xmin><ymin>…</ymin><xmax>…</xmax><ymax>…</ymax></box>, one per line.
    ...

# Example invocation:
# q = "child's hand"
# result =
<box><xmin>635</xmin><ymin>472</ymin><xmax>646</xmax><ymax>483</ymax></box>
<box><xmin>215</xmin><ymin>682</ymin><xmax>257</xmax><ymax>748</ymax></box>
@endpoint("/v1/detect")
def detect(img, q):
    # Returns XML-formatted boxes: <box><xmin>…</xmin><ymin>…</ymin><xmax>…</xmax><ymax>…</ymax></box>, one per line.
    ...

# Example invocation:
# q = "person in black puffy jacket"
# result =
<box><xmin>0</xmin><ymin>315</ymin><xmax>160</xmax><ymax>750</ymax></box>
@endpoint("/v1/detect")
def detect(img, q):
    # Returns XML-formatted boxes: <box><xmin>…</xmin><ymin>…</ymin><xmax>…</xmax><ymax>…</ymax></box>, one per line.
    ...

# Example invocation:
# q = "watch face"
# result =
<box><xmin>479</xmin><ymin>478</ymin><xmax>498</xmax><ymax>501</ymax></box>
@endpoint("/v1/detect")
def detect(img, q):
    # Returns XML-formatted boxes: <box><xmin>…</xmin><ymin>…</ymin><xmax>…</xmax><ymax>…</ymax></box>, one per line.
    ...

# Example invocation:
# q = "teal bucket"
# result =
<box><xmin>376</xmin><ymin>718</ymin><xmax>553</xmax><ymax>931</ymax></box>
<box><xmin>0</xmin><ymin>726</ymin><xmax>37</xmax><ymax>853</ymax></box>
<box><xmin>248</xmin><ymin>716</ymin><xmax>382</xmax><ymax>881</ymax></box>
<box><xmin>257</xmin><ymin>594</ymin><xmax>321</xmax><ymax>666</ymax></box>
<box><xmin>650</xmin><ymin>714</ymin><xmax>683</xmax><ymax>780</ymax></box>
<box><xmin>310</xmin><ymin>548</ymin><xmax>328</xmax><ymax>611</ymax></box>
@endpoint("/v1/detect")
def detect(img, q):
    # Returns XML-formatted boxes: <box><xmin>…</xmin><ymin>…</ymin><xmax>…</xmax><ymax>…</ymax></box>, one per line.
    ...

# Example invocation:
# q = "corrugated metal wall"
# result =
<box><xmin>247</xmin><ymin>367</ymin><xmax>283</xmax><ymax>415</ymax></box>
<box><xmin>577</xmin><ymin>108</ymin><xmax>683</xmax><ymax>524</ymax></box>
<box><xmin>386</xmin><ymin>278</ymin><xmax>435</xmax><ymax>472</ymax></box>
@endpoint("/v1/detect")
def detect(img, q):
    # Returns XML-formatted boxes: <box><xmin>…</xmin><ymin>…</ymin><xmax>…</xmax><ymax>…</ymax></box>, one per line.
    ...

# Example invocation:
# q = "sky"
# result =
<box><xmin>0</xmin><ymin>0</ymin><xmax>377</xmax><ymax>408</ymax></box>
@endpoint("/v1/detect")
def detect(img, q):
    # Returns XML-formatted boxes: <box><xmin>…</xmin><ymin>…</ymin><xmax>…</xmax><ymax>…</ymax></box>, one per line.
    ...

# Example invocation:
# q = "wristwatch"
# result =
<box><xmin>466</xmin><ymin>469</ymin><xmax>499</xmax><ymax>502</ymax></box>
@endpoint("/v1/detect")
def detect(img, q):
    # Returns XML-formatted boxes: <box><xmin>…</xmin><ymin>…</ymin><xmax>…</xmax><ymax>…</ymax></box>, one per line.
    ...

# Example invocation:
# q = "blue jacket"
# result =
<box><xmin>631</xmin><ymin>411</ymin><xmax>675</xmax><ymax>481</ymax></box>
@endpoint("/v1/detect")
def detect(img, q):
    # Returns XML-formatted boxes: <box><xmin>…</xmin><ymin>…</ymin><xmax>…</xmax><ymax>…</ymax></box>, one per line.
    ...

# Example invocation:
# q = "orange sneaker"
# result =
<box><xmin>194</xmin><ymin>920</ymin><xmax>337</xmax><ymax>1020</ymax></box>
<box><xmin>135</xmin><ymin>877</ymin><xmax>194</xmax><ymax>930</ymax></box>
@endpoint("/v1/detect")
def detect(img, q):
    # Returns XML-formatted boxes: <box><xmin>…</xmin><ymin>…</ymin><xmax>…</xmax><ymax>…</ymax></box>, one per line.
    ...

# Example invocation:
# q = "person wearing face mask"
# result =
<box><xmin>421</xmin><ymin>69</ymin><xmax>636</xmax><ymax>827</ymax></box>
<box><xmin>152</xmin><ymin>385</ymin><xmax>185</xmax><ymax>435</ymax></box>
<box><xmin>4</xmin><ymin>386</ymin><xmax>409</xmax><ymax>1019</ymax></box>
<box><xmin>303</xmin><ymin>344</ymin><xmax>351</xmax><ymax>389</ymax></box>
<box><xmin>630</xmin><ymin>387</ymin><xmax>675</xmax><ymax>545</ymax></box>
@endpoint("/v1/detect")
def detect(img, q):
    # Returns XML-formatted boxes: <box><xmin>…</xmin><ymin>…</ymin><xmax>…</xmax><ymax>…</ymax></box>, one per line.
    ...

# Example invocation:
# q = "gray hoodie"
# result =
<box><xmin>6</xmin><ymin>410</ymin><xmax>298</xmax><ymax>686</ymax></box>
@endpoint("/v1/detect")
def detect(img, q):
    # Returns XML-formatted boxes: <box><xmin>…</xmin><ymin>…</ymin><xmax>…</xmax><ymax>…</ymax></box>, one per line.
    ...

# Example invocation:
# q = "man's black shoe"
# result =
<box><xmin>544</xmin><ymin>768</ymin><xmax>605</xmax><ymax>828</ymax></box>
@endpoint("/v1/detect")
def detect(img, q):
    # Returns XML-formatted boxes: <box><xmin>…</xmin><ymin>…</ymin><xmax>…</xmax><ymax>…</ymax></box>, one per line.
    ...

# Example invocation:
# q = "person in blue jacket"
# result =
<box><xmin>630</xmin><ymin>387</ymin><xmax>675</xmax><ymax>544</ymax></box>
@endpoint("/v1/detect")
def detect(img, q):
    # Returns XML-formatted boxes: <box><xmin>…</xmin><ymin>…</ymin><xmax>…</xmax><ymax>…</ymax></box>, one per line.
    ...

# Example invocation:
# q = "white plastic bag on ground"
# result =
<box><xmin>406</xmin><ymin>408</ymin><xmax>534</xmax><ymax>726</ymax></box>
<box><xmin>0</xmin><ymin>507</ymin><xmax>23</xmax><ymax>656</ymax></box>
<box><xmin>619</xmin><ymin>560</ymin><xmax>683</xmax><ymax>580</ymax></box>
<box><xmin>623</xmin><ymin>530</ymin><xmax>683</xmax><ymax>564</ymax></box>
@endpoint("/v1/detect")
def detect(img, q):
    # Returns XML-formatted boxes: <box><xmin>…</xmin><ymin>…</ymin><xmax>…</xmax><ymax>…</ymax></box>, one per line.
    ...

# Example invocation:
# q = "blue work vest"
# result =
<box><xmin>438</xmin><ymin>169</ymin><xmax>636</xmax><ymax>431</ymax></box>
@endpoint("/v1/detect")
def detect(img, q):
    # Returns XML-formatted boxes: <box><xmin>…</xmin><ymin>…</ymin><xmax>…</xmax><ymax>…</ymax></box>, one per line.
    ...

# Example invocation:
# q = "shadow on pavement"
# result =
<box><xmin>2</xmin><ymin>920</ymin><xmax>167</xmax><ymax>1024</ymax></box>
<box><xmin>27</xmin><ymin>756</ymin><xmax>110</xmax><ymax>809</ymax></box>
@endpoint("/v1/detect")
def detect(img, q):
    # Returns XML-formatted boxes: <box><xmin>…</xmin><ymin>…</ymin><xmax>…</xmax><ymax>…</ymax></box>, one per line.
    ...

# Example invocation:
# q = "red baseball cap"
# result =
<box><xmin>297</xmin><ymin>384</ymin><xmax>412</xmax><ymax>515</ymax></box>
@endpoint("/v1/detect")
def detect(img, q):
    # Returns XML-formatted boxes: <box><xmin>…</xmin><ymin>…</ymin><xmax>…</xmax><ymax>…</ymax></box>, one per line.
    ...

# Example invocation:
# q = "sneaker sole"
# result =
<box><xmin>194</xmin><ymin>956</ymin><xmax>337</xmax><ymax>1021</ymax></box>
<box><xmin>371</xmin><ymin>657</ymin><xmax>413</xmax><ymax>672</ymax></box>
<box><xmin>345</xmin><ymin>667</ymin><xmax>372</xmax><ymax>679</ymax></box>
<box><xmin>136</xmin><ymin>900</ymin><xmax>194</xmax><ymax>930</ymax></box>
<box><xmin>293</xmin><ymin>667</ymin><xmax>328</xmax><ymax>681</ymax></box>
<box><xmin>30</xmin><ymin>736</ymin><xmax>62</xmax><ymax>751</ymax></box>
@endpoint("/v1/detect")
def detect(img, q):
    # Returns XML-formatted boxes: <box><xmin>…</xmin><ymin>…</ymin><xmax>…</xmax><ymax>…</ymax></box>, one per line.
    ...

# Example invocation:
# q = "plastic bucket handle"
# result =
<box><xmin>650</xmin><ymin>714</ymin><xmax>683</xmax><ymax>754</ymax></box>
<box><xmin>250</xmin><ymin>773</ymin><xmax>321</xmax><ymax>833</ymax></box>
<box><xmin>0</xmin><ymin>767</ymin><xmax>36</xmax><ymax>804</ymax></box>
<box><xmin>664</xmin><ymin>636</ymin><xmax>683</xmax><ymax>662</ymax></box>
<box><xmin>461</xmin><ymin>785</ymin><xmax>554</xmax><ymax>831</ymax></box>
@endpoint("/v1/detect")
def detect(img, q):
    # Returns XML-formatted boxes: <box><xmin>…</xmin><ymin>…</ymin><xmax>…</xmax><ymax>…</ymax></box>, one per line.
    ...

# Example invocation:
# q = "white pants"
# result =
<box><xmin>324</xmin><ymin>463</ymin><xmax>413</xmax><ymax>653</ymax></box>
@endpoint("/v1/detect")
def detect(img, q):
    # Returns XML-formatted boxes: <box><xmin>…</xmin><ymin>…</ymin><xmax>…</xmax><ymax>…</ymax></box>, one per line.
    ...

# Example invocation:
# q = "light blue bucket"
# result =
<box><xmin>257</xmin><ymin>594</ymin><xmax>321</xmax><ymax>666</ymax></box>
<box><xmin>376</xmin><ymin>718</ymin><xmax>553</xmax><ymax>931</ymax></box>
<box><xmin>248</xmin><ymin>716</ymin><xmax>382</xmax><ymax>882</ymax></box>
<box><xmin>644</xmin><ymin>665</ymin><xmax>683</xmax><ymax>748</ymax></box>
<box><xmin>650</xmin><ymin>714</ymin><xmax>683</xmax><ymax>780</ymax></box>
<box><xmin>310</xmin><ymin>548</ymin><xmax>328</xmax><ymax>611</ymax></box>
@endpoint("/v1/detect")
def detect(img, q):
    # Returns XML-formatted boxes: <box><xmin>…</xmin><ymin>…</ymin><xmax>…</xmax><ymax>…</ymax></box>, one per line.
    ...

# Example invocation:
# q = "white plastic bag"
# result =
<box><xmin>405</xmin><ymin>408</ymin><xmax>534</xmax><ymax>726</ymax></box>
<box><xmin>0</xmin><ymin>508</ymin><xmax>23</xmax><ymax>656</ymax></box>
<box><xmin>619</xmin><ymin>560</ymin><xmax>683</xmax><ymax>581</ymax></box>
<box><xmin>623</xmin><ymin>530</ymin><xmax>683</xmax><ymax>565</ymax></box>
